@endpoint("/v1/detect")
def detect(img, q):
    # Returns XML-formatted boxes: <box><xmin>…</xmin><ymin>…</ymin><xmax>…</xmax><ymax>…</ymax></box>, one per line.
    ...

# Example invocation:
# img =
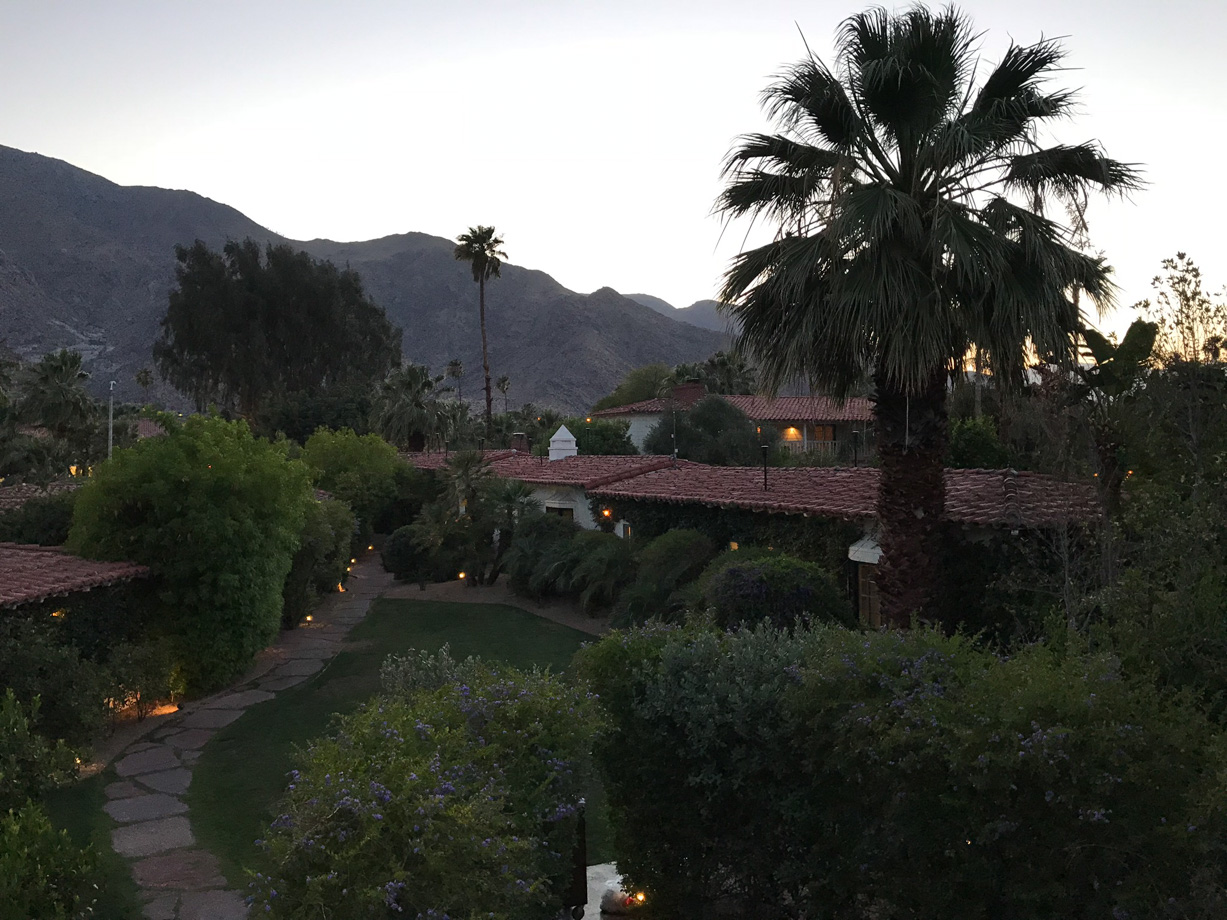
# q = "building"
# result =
<box><xmin>591</xmin><ymin>384</ymin><xmax>874</xmax><ymax>457</ymax></box>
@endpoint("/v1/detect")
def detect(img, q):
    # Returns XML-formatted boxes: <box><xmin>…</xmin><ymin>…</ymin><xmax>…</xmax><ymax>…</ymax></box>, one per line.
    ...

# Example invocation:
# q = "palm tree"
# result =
<box><xmin>495</xmin><ymin>375</ymin><xmax>511</xmax><ymax>414</ymax></box>
<box><xmin>372</xmin><ymin>363</ymin><xmax>446</xmax><ymax>450</ymax></box>
<box><xmin>446</xmin><ymin>358</ymin><xmax>465</xmax><ymax>405</ymax></box>
<box><xmin>454</xmin><ymin>226</ymin><xmax>507</xmax><ymax>435</ymax></box>
<box><xmin>18</xmin><ymin>349</ymin><xmax>96</xmax><ymax>443</ymax></box>
<box><xmin>717</xmin><ymin>6</ymin><xmax>1139</xmax><ymax>625</ymax></box>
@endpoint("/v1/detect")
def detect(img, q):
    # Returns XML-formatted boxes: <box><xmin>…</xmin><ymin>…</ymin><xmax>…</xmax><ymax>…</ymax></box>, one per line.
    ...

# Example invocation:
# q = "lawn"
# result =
<box><xmin>43</xmin><ymin>767</ymin><xmax>143</xmax><ymax>920</ymax></box>
<box><xmin>188</xmin><ymin>598</ymin><xmax>607</xmax><ymax>887</ymax></box>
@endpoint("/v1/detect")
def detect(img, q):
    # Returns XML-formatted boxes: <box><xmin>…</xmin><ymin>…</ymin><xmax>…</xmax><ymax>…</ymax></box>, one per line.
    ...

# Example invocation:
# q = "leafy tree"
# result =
<box><xmin>592</xmin><ymin>363</ymin><xmax>673</xmax><ymax>412</ymax></box>
<box><xmin>454</xmin><ymin>226</ymin><xmax>506</xmax><ymax>434</ymax></box>
<box><xmin>68</xmin><ymin>416</ymin><xmax>313</xmax><ymax>691</ymax></box>
<box><xmin>947</xmin><ymin>415</ymin><xmax>1011</xmax><ymax>469</ymax></box>
<box><xmin>253</xmin><ymin>383</ymin><xmax>375</xmax><ymax>444</ymax></box>
<box><xmin>643</xmin><ymin>395</ymin><xmax>779</xmax><ymax>465</ymax></box>
<box><xmin>1139</xmin><ymin>253</ymin><xmax>1227</xmax><ymax>364</ymax></box>
<box><xmin>717</xmin><ymin>7</ymin><xmax>1139</xmax><ymax>624</ymax></box>
<box><xmin>300</xmin><ymin>428</ymin><xmax>404</xmax><ymax>537</ymax></box>
<box><xmin>563</xmin><ymin>417</ymin><xmax>637</xmax><ymax>455</ymax></box>
<box><xmin>154</xmin><ymin>239</ymin><xmax>401</xmax><ymax>418</ymax></box>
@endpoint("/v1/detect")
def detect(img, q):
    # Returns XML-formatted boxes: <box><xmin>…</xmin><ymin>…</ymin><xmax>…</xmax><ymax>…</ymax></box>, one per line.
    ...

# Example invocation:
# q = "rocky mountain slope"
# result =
<box><xmin>0</xmin><ymin>145</ymin><xmax>723</xmax><ymax>413</ymax></box>
<box><xmin>628</xmin><ymin>293</ymin><xmax>732</xmax><ymax>334</ymax></box>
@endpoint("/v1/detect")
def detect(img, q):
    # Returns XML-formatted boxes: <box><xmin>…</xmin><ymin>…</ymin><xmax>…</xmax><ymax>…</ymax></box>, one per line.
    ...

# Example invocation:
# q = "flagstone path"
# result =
<box><xmin>102</xmin><ymin>556</ymin><xmax>393</xmax><ymax>920</ymax></box>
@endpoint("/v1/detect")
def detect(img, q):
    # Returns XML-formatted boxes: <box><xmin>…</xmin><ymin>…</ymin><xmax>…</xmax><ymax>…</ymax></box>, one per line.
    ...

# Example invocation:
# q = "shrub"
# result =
<box><xmin>642</xmin><ymin>396</ymin><xmax>779</xmax><ymax>465</ymax></box>
<box><xmin>557</xmin><ymin>531</ymin><xmax>637</xmax><ymax>614</ymax></box>
<box><xmin>300</xmin><ymin>427</ymin><xmax>403</xmax><ymax>538</ymax></box>
<box><xmin>281</xmin><ymin>498</ymin><xmax>355</xmax><ymax>628</ymax></box>
<box><xmin>0</xmin><ymin>619</ymin><xmax>110</xmax><ymax>749</ymax></box>
<box><xmin>251</xmin><ymin>657</ymin><xmax>598</xmax><ymax>919</ymax></box>
<box><xmin>704</xmin><ymin>554</ymin><xmax>853</xmax><ymax>629</ymax></box>
<box><xmin>68</xmin><ymin>416</ymin><xmax>314</xmax><ymax>693</ymax></box>
<box><xmin>504</xmin><ymin>512</ymin><xmax>581</xmax><ymax>599</ymax></box>
<box><xmin>616</xmin><ymin>529</ymin><xmax>715</xmax><ymax>624</ymax></box>
<box><xmin>0</xmin><ymin>804</ymin><xmax>99</xmax><ymax>919</ymax></box>
<box><xmin>578</xmin><ymin>624</ymin><xmax>1227</xmax><ymax>919</ymax></box>
<box><xmin>372</xmin><ymin>464</ymin><xmax>442</xmax><ymax>534</ymax></box>
<box><xmin>380</xmin><ymin>525</ymin><xmax>420</xmax><ymax>581</ymax></box>
<box><xmin>0</xmin><ymin>491</ymin><xmax>76</xmax><ymax>545</ymax></box>
<box><xmin>948</xmin><ymin>415</ymin><xmax>1011</xmax><ymax>468</ymax></box>
<box><xmin>0</xmin><ymin>691</ymin><xmax>77</xmax><ymax>813</ymax></box>
<box><xmin>105</xmin><ymin>640</ymin><xmax>181</xmax><ymax>721</ymax></box>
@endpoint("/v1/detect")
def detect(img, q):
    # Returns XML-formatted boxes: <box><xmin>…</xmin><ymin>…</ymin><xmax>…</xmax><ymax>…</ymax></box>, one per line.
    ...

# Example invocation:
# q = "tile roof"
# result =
<box><xmin>486</xmin><ymin>454</ymin><xmax>683</xmax><ymax>489</ymax></box>
<box><xmin>135</xmin><ymin>418</ymin><xmax>167</xmax><ymax>439</ymax></box>
<box><xmin>588</xmin><ymin>466</ymin><xmax>1099</xmax><ymax>528</ymax></box>
<box><xmin>0</xmin><ymin>543</ymin><xmax>149</xmax><ymax>609</ymax></box>
<box><xmin>0</xmin><ymin>480</ymin><xmax>82</xmax><ymax>514</ymax></box>
<box><xmin>592</xmin><ymin>394</ymin><xmax>873</xmax><ymax>423</ymax></box>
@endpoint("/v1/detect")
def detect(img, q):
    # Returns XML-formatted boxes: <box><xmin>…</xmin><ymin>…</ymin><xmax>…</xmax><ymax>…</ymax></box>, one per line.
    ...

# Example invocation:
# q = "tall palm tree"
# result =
<box><xmin>372</xmin><ymin>363</ymin><xmax>446</xmax><ymax>450</ymax></box>
<box><xmin>717</xmin><ymin>6</ymin><xmax>1140</xmax><ymax>625</ymax></box>
<box><xmin>454</xmin><ymin>226</ymin><xmax>507</xmax><ymax>435</ymax></box>
<box><xmin>18</xmin><ymin>349</ymin><xmax>96</xmax><ymax>442</ymax></box>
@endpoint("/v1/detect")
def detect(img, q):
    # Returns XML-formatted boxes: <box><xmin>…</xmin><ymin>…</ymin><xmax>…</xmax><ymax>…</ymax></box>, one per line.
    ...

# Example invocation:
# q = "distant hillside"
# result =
<box><xmin>628</xmin><ymin>293</ymin><xmax>733</xmax><ymax>334</ymax></box>
<box><xmin>0</xmin><ymin>145</ymin><xmax>724</xmax><ymax>413</ymax></box>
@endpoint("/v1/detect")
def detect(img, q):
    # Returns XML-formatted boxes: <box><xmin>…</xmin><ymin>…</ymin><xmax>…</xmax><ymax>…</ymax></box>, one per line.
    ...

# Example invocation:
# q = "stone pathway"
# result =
<box><xmin>102</xmin><ymin>556</ymin><xmax>393</xmax><ymax>920</ymax></box>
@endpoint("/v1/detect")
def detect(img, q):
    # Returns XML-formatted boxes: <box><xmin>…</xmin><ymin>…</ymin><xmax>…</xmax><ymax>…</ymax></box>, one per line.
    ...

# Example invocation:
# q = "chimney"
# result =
<box><xmin>549</xmin><ymin>425</ymin><xmax>578</xmax><ymax>461</ymax></box>
<box><xmin>670</xmin><ymin>382</ymin><xmax>706</xmax><ymax>407</ymax></box>
<box><xmin>510</xmin><ymin>432</ymin><xmax>528</xmax><ymax>452</ymax></box>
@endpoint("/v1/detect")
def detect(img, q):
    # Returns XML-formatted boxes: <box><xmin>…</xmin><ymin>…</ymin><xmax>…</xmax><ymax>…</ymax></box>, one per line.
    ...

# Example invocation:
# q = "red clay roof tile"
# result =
<box><xmin>0</xmin><ymin>542</ymin><xmax>149</xmax><ymax>609</ymax></box>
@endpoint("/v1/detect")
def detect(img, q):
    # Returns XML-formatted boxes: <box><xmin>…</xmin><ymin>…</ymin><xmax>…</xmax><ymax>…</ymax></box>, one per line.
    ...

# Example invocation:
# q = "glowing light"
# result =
<box><xmin>350</xmin><ymin>558</ymin><xmax>356</xmax><ymax>564</ymax></box>
<box><xmin>635</xmin><ymin>893</ymin><xmax>645</xmax><ymax>903</ymax></box>
<box><xmin>305</xmin><ymin>615</ymin><xmax>313</xmax><ymax>622</ymax></box>
<box><xmin>368</xmin><ymin>544</ymin><xmax>374</xmax><ymax>551</ymax></box>
<box><xmin>50</xmin><ymin>609</ymin><xmax>65</xmax><ymax>618</ymax></box>
<box><xmin>586</xmin><ymin>417</ymin><xmax>592</xmax><ymax>423</ymax></box>
<box><xmin>69</xmin><ymin>464</ymin><xmax>78</xmax><ymax>476</ymax></box>
<box><xmin>729</xmin><ymin>541</ymin><xmax>739</xmax><ymax>551</ymax></box>
<box><xmin>337</xmin><ymin>583</ymin><xmax>346</xmax><ymax>593</ymax></box>
<box><xmin>346</xmin><ymin>566</ymin><xmax>352</xmax><ymax>572</ymax></box>
<box><xmin>458</xmin><ymin>571</ymin><xmax>466</xmax><ymax>580</ymax></box>
<box><xmin>602</xmin><ymin>508</ymin><xmax>612</xmax><ymax>518</ymax></box>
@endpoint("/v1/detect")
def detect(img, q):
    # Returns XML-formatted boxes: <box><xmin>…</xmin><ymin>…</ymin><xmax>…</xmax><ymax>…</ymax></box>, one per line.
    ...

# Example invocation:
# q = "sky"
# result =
<box><xmin>2</xmin><ymin>0</ymin><xmax>1224</xmax><ymax>337</ymax></box>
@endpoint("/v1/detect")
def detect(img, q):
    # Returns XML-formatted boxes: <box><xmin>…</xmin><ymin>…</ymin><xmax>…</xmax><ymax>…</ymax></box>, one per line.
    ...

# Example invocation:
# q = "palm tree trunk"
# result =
<box><xmin>479</xmin><ymin>276</ymin><xmax>493</xmax><ymax>435</ymax></box>
<box><xmin>873</xmin><ymin>369</ymin><xmax>949</xmax><ymax>627</ymax></box>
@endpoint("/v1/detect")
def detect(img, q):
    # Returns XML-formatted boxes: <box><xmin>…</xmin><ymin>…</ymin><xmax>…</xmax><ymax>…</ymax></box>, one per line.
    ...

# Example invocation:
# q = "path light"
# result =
<box><xmin>458</xmin><ymin>571</ymin><xmax>466</xmax><ymax>580</ymax></box>
<box><xmin>368</xmin><ymin>544</ymin><xmax>374</xmax><ymax>551</ymax></box>
<box><xmin>305</xmin><ymin>615</ymin><xmax>313</xmax><ymax>622</ymax></box>
<box><xmin>337</xmin><ymin>583</ymin><xmax>346</xmax><ymax>593</ymax></box>
<box><xmin>350</xmin><ymin>558</ymin><xmax>356</xmax><ymax>564</ymax></box>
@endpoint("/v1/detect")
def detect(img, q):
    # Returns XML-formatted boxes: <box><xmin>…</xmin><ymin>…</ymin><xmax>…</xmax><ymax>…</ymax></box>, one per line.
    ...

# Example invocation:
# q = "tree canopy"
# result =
<box><xmin>154</xmin><ymin>239</ymin><xmax>402</xmax><ymax>418</ymax></box>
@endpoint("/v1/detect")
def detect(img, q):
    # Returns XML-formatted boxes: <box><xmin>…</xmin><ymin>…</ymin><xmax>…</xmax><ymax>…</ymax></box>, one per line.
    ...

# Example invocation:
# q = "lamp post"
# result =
<box><xmin>107</xmin><ymin>380</ymin><xmax>116</xmax><ymax>459</ymax></box>
<box><xmin>762</xmin><ymin>442</ymin><xmax>769</xmax><ymax>491</ymax></box>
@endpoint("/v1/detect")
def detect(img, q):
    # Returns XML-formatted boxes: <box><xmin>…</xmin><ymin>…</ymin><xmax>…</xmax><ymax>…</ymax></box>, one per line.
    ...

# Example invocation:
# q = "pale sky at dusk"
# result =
<box><xmin>2</xmin><ymin>0</ymin><xmax>1224</xmax><ymax>337</ymax></box>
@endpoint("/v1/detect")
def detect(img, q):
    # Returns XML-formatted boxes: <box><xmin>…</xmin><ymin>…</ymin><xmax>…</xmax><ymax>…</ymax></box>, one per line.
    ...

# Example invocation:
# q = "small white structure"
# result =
<box><xmin>549</xmin><ymin>425</ymin><xmax>578</xmax><ymax>461</ymax></box>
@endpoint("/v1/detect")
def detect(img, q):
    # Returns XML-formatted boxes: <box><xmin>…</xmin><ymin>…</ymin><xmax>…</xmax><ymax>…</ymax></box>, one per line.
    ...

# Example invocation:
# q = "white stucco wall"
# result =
<box><xmin>625</xmin><ymin>414</ymin><xmax>661</xmax><ymax>452</ymax></box>
<box><xmin>532</xmin><ymin>484</ymin><xmax>598</xmax><ymax>530</ymax></box>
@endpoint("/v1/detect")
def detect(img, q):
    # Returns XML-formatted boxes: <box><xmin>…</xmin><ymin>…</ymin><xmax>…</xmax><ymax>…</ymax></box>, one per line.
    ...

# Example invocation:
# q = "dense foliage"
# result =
<box><xmin>68</xmin><ymin>416</ymin><xmax>314</xmax><ymax>691</ymax></box>
<box><xmin>0</xmin><ymin>804</ymin><xmax>100</xmax><ymax>920</ymax></box>
<box><xmin>250</xmin><ymin>650</ymin><xmax>597</xmax><ymax>918</ymax></box>
<box><xmin>300</xmin><ymin>427</ymin><xmax>404</xmax><ymax>541</ymax></box>
<box><xmin>281</xmin><ymin>497</ymin><xmax>355</xmax><ymax>628</ymax></box>
<box><xmin>0</xmin><ymin>490</ymin><xmax>76</xmax><ymax>545</ymax></box>
<box><xmin>703</xmin><ymin>553</ymin><xmax>853</xmax><ymax>629</ymax></box>
<box><xmin>643</xmin><ymin>395</ymin><xmax>779</xmax><ymax>465</ymax></box>
<box><xmin>579</xmin><ymin>624</ymin><xmax>1227</xmax><ymax>919</ymax></box>
<box><xmin>154</xmin><ymin>239</ymin><xmax>401</xmax><ymax>417</ymax></box>
<box><xmin>616</xmin><ymin>529</ymin><xmax>715</xmax><ymax>624</ymax></box>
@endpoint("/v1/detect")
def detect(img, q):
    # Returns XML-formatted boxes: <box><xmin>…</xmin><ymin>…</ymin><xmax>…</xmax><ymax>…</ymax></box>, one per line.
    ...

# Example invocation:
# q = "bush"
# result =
<box><xmin>372</xmin><ymin>464</ymin><xmax>442</xmax><ymax>534</ymax></box>
<box><xmin>0</xmin><ymin>803</ymin><xmax>99</xmax><ymax>919</ymax></box>
<box><xmin>642</xmin><ymin>396</ymin><xmax>779</xmax><ymax>465</ymax></box>
<box><xmin>503</xmin><ymin>512</ymin><xmax>581</xmax><ymax>599</ymax></box>
<box><xmin>0</xmin><ymin>691</ymin><xmax>77</xmax><ymax>813</ymax></box>
<box><xmin>704</xmin><ymin>554</ymin><xmax>853</xmax><ymax>629</ymax></box>
<box><xmin>616</xmin><ymin>529</ymin><xmax>715</xmax><ymax>625</ymax></box>
<box><xmin>68</xmin><ymin>416</ymin><xmax>314</xmax><ymax>693</ymax></box>
<box><xmin>380</xmin><ymin>525</ymin><xmax>420</xmax><ymax>581</ymax></box>
<box><xmin>300</xmin><ymin>427</ymin><xmax>404</xmax><ymax>538</ymax></box>
<box><xmin>105</xmin><ymin>640</ymin><xmax>181</xmax><ymax>721</ymax></box>
<box><xmin>281</xmin><ymin>498</ymin><xmax>355</xmax><ymax>628</ymax></box>
<box><xmin>578</xmin><ymin>624</ymin><xmax>1227</xmax><ymax>919</ymax></box>
<box><xmin>557</xmin><ymin>531</ymin><xmax>637</xmax><ymax>614</ymax></box>
<box><xmin>250</xmin><ymin>655</ymin><xmax>598</xmax><ymax>918</ymax></box>
<box><xmin>0</xmin><ymin>491</ymin><xmax>76</xmax><ymax>545</ymax></box>
<box><xmin>948</xmin><ymin>415</ymin><xmax>1011</xmax><ymax>468</ymax></box>
<box><xmin>0</xmin><ymin>619</ymin><xmax>110</xmax><ymax>749</ymax></box>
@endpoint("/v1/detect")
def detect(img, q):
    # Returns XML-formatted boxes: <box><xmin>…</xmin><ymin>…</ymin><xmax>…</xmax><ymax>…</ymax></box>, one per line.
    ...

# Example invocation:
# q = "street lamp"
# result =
<box><xmin>107</xmin><ymin>381</ymin><xmax>116</xmax><ymax>459</ymax></box>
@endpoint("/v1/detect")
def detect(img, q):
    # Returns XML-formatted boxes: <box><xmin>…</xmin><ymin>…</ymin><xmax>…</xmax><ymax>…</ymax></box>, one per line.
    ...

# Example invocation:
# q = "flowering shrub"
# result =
<box><xmin>578</xmin><ymin>624</ymin><xmax>1227</xmax><ymax>919</ymax></box>
<box><xmin>250</xmin><ymin>654</ymin><xmax>599</xmax><ymax>918</ymax></box>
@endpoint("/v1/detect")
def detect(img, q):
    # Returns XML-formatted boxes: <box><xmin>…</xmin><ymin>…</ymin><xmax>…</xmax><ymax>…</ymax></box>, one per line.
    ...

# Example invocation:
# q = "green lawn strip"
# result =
<box><xmin>188</xmin><ymin>598</ymin><xmax>608</xmax><ymax>889</ymax></box>
<box><xmin>44</xmin><ymin>767</ymin><xmax>144</xmax><ymax>920</ymax></box>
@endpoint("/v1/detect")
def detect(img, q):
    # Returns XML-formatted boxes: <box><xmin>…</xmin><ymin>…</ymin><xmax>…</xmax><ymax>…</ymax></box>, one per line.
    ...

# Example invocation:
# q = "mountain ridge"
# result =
<box><xmin>0</xmin><ymin>145</ymin><xmax>725</xmax><ymax>413</ymax></box>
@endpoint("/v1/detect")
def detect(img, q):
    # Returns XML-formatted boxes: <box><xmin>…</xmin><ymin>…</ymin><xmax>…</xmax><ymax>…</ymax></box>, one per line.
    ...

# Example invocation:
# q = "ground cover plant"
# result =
<box><xmin>189</xmin><ymin>599</ymin><xmax>603</xmax><ymax>887</ymax></box>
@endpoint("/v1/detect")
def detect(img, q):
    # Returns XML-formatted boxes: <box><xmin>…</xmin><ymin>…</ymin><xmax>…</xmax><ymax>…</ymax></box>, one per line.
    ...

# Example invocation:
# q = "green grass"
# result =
<box><xmin>43</xmin><ymin>768</ymin><xmax>143</xmax><ymax>920</ymax></box>
<box><xmin>188</xmin><ymin>598</ymin><xmax>608</xmax><ymax>887</ymax></box>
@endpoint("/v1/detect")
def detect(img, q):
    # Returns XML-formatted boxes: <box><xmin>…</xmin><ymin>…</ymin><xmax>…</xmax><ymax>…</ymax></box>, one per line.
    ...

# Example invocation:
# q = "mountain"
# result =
<box><xmin>0</xmin><ymin>145</ymin><xmax>724</xmax><ymax>414</ymax></box>
<box><xmin>627</xmin><ymin>293</ymin><xmax>732</xmax><ymax>334</ymax></box>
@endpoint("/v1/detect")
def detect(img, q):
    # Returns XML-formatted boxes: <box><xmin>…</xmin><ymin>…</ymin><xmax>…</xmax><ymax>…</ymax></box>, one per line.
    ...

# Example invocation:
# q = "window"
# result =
<box><xmin>813</xmin><ymin>424</ymin><xmax>835</xmax><ymax>442</ymax></box>
<box><xmin>858</xmin><ymin>563</ymin><xmax>881</xmax><ymax>627</ymax></box>
<box><xmin>545</xmin><ymin>506</ymin><xmax>574</xmax><ymax>520</ymax></box>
